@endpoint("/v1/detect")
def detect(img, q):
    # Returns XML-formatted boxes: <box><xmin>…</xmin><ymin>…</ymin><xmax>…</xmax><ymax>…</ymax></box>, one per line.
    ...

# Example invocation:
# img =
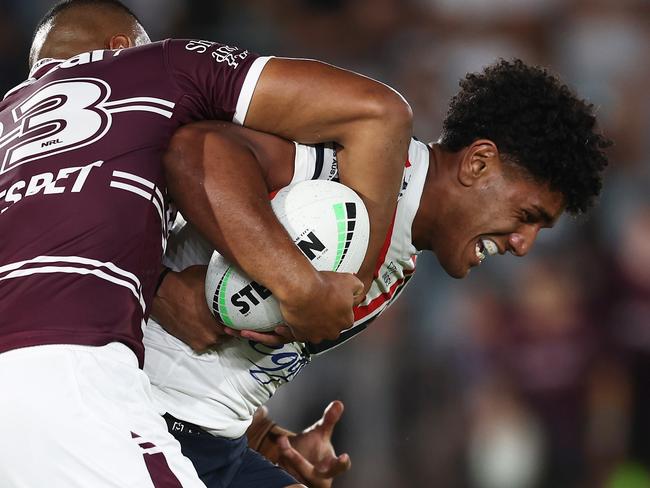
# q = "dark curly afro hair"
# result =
<box><xmin>440</xmin><ymin>59</ymin><xmax>611</xmax><ymax>215</ymax></box>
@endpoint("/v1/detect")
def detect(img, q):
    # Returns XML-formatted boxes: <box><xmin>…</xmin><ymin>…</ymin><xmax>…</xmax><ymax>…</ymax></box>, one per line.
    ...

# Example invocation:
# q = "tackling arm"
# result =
<box><xmin>164</xmin><ymin>61</ymin><xmax>410</xmax><ymax>341</ymax></box>
<box><xmin>164</xmin><ymin>122</ymin><xmax>362</xmax><ymax>343</ymax></box>
<box><xmin>244</xmin><ymin>58</ymin><xmax>413</xmax><ymax>289</ymax></box>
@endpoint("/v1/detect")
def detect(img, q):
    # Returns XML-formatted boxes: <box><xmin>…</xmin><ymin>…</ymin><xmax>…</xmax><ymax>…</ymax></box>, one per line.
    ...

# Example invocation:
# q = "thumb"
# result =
<box><xmin>350</xmin><ymin>275</ymin><xmax>365</xmax><ymax>305</ymax></box>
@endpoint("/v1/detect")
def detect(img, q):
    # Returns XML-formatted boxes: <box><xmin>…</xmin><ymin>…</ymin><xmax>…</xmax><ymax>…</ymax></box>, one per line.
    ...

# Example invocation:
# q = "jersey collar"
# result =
<box><xmin>29</xmin><ymin>58</ymin><xmax>64</xmax><ymax>79</ymax></box>
<box><xmin>3</xmin><ymin>59</ymin><xmax>64</xmax><ymax>101</ymax></box>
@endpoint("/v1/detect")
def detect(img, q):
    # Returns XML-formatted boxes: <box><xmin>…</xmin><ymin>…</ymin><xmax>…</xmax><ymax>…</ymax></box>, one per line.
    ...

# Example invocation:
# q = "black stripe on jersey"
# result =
<box><xmin>313</xmin><ymin>143</ymin><xmax>325</xmax><ymax>180</ymax></box>
<box><xmin>306</xmin><ymin>274</ymin><xmax>414</xmax><ymax>355</ymax></box>
<box><xmin>306</xmin><ymin>321</ymin><xmax>370</xmax><ymax>355</ymax></box>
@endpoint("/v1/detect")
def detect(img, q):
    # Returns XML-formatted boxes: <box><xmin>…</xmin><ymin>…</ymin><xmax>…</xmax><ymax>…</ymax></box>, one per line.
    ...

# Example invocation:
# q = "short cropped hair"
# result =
<box><xmin>440</xmin><ymin>59</ymin><xmax>611</xmax><ymax>215</ymax></box>
<box><xmin>33</xmin><ymin>0</ymin><xmax>144</xmax><ymax>41</ymax></box>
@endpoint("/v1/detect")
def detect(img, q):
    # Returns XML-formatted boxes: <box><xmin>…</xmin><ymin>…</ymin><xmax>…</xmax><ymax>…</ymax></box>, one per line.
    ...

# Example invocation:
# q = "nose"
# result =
<box><xmin>508</xmin><ymin>226</ymin><xmax>540</xmax><ymax>257</ymax></box>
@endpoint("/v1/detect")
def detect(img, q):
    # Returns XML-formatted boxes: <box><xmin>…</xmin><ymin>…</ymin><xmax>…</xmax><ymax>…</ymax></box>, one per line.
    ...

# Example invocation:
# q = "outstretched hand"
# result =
<box><xmin>277</xmin><ymin>401</ymin><xmax>351</xmax><ymax>487</ymax></box>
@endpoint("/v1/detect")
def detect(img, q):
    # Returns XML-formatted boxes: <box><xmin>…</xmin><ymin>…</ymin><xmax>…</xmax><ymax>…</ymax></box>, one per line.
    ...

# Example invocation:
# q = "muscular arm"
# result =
<box><xmin>163</xmin><ymin>63</ymin><xmax>411</xmax><ymax>340</ymax></box>
<box><xmin>164</xmin><ymin>122</ymin><xmax>362</xmax><ymax>343</ymax></box>
<box><xmin>165</xmin><ymin>117</ymin><xmax>403</xmax><ymax>287</ymax></box>
<box><xmin>244</xmin><ymin>59</ymin><xmax>412</xmax><ymax>287</ymax></box>
<box><xmin>158</xmin><ymin>121</ymin><xmax>407</xmax><ymax>347</ymax></box>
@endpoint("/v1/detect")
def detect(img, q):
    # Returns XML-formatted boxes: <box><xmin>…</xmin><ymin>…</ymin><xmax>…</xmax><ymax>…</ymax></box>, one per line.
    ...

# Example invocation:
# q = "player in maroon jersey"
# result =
<box><xmin>0</xmin><ymin>0</ymin><xmax>412</xmax><ymax>485</ymax></box>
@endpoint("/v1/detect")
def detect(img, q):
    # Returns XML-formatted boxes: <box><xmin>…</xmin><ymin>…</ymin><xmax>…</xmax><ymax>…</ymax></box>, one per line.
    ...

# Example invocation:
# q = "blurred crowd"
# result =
<box><xmin>2</xmin><ymin>0</ymin><xmax>649</xmax><ymax>487</ymax></box>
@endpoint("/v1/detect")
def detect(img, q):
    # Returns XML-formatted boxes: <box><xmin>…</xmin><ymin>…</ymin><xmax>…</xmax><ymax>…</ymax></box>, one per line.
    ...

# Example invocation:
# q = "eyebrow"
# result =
<box><xmin>531</xmin><ymin>205</ymin><xmax>556</xmax><ymax>227</ymax></box>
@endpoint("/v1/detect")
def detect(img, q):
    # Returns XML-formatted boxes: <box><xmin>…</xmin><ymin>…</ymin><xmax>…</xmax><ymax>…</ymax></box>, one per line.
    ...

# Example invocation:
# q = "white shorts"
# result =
<box><xmin>0</xmin><ymin>342</ymin><xmax>206</xmax><ymax>488</ymax></box>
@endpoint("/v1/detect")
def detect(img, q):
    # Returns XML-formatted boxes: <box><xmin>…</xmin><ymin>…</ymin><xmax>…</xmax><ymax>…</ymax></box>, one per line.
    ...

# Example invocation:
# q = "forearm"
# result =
<box><xmin>163</xmin><ymin>125</ymin><xmax>317</xmax><ymax>304</ymax></box>
<box><xmin>245</xmin><ymin>58</ymin><xmax>412</xmax><ymax>288</ymax></box>
<box><xmin>336</xmin><ymin>129</ymin><xmax>408</xmax><ymax>287</ymax></box>
<box><xmin>247</xmin><ymin>413</ymin><xmax>295</xmax><ymax>464</ymax></box>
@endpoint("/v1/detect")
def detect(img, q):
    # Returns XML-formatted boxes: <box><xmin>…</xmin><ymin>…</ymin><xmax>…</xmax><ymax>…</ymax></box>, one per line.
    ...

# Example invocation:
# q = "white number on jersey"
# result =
<box><xmin>1</xmin><ymin>78</ymin><xmax>112</xmax><ymax>175</ymax></box>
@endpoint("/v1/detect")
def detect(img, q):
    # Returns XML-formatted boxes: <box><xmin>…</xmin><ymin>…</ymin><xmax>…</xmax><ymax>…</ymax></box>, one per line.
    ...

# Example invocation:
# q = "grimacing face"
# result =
<box><xmin>435</xmin><ymin>165</ymin><xmax>565</xmax><ymax>279</ymax></box>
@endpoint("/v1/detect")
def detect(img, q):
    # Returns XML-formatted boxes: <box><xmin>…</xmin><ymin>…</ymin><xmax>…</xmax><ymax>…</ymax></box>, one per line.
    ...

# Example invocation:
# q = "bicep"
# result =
<box><xmin>243</xmin><ymin>57</ymin><xmax>408</xmax><ymax>145</ymax></box>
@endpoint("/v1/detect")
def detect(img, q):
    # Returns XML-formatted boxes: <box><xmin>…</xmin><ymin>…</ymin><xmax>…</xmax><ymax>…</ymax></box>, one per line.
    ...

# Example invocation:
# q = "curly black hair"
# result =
<box><xmin>440</xmin><ymin>59</ymin><xmax>611</xmax><ymax>215</ymax></box>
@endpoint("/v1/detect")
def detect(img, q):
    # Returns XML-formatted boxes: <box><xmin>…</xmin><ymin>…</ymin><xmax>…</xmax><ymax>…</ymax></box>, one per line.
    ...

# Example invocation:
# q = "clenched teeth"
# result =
<box><xmin>475</xmin><ymin>239</ymin><xmax>498</xmax><ymax>263</ymax></box>
<box><xmin>475</xmin><ymin>242</ymin><xmax>486</xmax><ymax>262</ymax></box>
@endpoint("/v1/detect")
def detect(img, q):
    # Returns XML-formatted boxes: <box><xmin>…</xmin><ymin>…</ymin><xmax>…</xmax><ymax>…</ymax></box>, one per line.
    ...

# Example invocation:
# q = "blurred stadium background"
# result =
<box><xmin>2</xmin><ymin>0</ymin><xmax>649</xmax><ymax>486</ymax></box>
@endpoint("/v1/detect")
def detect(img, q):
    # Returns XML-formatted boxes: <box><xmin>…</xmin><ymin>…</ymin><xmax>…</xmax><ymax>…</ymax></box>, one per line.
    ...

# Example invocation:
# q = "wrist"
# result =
<box><xmin>259</xmin><ymin>424</ymin><xmax>296</xmax><ymax>464</ymax></box>
<box><xmin>272</xmin><ymin>264</ymin><xmax>322</xmax><ymax>306</ymax></box>
<box><xmin>248</xmin><ymin>415</ymin><xmax>275</xmax><ymax>451</ymax></box>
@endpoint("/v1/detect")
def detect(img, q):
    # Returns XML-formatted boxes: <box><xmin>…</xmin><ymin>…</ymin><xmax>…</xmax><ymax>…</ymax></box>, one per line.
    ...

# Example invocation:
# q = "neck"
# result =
<box><xmin>411</xmin><ymin>143</ymin><xmax>455</xmax><ymax>251</ymax></box>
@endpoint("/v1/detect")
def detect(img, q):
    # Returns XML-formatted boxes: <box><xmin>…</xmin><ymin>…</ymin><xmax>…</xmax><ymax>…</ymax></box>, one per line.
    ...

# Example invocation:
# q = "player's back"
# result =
<box><xmin>0</xmin><ymin>40</ymin><xmax>261</xmax><ymax>364</ymax></box>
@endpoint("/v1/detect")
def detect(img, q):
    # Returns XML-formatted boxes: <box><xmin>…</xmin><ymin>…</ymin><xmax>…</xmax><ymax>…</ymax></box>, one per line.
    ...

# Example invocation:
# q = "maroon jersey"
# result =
<box><xmin>0</xmin><ymin>39</ymin><xmax>265</xmax><ymax>365</ymax></box>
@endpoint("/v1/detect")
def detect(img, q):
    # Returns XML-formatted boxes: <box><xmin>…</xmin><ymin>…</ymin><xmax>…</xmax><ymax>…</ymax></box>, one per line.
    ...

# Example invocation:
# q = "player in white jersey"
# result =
<box><xmin>146</xmin><ymin>55</ymin><xmax>610</xmax><ymax>486</ymax></box>
<box><xmin>145</xmin><ymin>131</ymin><xmax>423</xmax><ymax>487</ymax></box>
<box><xmin>146</xmin><ymin>136</ymin><xmax>424</xmax><ymax>436</ymax></box>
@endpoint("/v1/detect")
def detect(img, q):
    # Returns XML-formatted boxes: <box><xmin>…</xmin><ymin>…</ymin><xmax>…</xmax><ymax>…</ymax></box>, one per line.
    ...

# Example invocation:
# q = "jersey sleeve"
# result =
<box><xmin>162</xmin><ymin>215</ymin><xmax>214</xmax><ymax>270</ymax></box>
<box><xmin>163</xmin><ymin>39</ymin><xmax>272</xmax><ymax>124</ymax></box>
<box><xmin>291</xmin><ymin>142</ymin><xmax>339</xmax><ymax>184</ymax></box>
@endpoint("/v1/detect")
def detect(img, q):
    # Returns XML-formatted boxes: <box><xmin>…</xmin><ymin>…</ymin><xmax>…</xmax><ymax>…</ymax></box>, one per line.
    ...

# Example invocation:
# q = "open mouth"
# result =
<box><xmin>475</xmin><ymin>238</ymin><xmax>498</xmax><ymax>263</ymax></box>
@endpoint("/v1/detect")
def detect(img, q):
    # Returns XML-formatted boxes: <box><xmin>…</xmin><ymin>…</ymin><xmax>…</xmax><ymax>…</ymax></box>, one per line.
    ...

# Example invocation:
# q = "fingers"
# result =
<box><xmin>233</xmin><ymin>328</ymin><xmax>291</xmax><ymax>346</ymax></box>
<box><xmin>350</xmin><ymin>274</ymin><xmax>366</xmax><ymax>305</ymax></box>
<box><xmin>224</xmin><ymin>324</ymin><xmax>295</xmax><ymax>347</ymax></box>
<box><xmin>320</xmin><ymin>400</ymin><xmax>344</xmax><ymax>438</ymax></box>
<box><xmin>277</xmin><ymin>436</ymin><xmax>316</xmax><ymax>484</ymax></box>
<box><xmin>277</xmin><ymin>435</ymin><xmax>351</xmax><ymax>486</ymax></box>
<box><xmin>318</xmin><ymin>452</ymin><xmax>352</xmax><ymax>478</ymax></box>
<box><xmin>273</xmin><ymin>325</ymin><xmax>297</xmax><ymax>342</ymax></box>
<box><xmin>279</xmin><ymin>270</ymin><xmax>365</xmax><ymax>344</ymax></box>
<box><xmin>222</xmin><ymin>327</ymin><xmax>243</xmax><ymax>338</ymax></box>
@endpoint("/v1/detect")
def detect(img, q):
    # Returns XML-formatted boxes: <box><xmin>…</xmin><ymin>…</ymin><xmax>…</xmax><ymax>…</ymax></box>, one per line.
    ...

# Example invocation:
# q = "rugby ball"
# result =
<box><xmin>205</xmin><ymin>180</ymin><xmax>369</xmax><ymax>331</ymax></box>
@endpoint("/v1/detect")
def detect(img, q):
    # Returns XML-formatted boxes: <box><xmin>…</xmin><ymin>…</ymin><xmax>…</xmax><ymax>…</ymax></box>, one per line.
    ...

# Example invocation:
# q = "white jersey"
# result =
<box><xmin>143</xmin><ymin>139</ymin><xmax>429</xmax><ymax>438</ymax></box>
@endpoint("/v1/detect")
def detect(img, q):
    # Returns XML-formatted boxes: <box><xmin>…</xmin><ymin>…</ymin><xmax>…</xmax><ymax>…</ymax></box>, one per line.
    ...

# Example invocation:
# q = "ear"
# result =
<box><xmin>457</xmin><ymin>139</ymin><xmax>500</xmax><ymax>187</ymax></box>
<box><xmin>107</xmin><ymin>34</ymin><xmax>133</xmax><ymax>50</ymax></box>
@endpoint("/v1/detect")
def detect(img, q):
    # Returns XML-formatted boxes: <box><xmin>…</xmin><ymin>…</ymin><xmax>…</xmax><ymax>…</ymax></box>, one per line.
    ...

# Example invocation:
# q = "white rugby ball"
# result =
<box><xmin>205</xmin><ymin>180</ymin><xmax>369</xmax><ymax>331</ymax></box>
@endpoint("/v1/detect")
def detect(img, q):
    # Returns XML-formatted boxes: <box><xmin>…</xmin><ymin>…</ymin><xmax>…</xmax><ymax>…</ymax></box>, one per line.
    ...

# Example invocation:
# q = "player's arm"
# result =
<box><xmin>244</xmin><ymin>58</ymin><xmax>412</xmax><ymax>289</ymax></box>
<box><xmin>247</xmin><ymin>403</ymin><xmax>351</xmax><ymax>488</ymax></box>
<box><xmin>165</xmin><ymin>48</ymin><xmax>410</xmax><ymax>341</ymax></box>
<box><xmin>165</xmin><ymin>122</ymin><xmax>361</xmax><ymax>343</ymax></box>
<box><xmin>152</xmin><ymin>123</ymin><xmax>296</xmax><ymax>350</ymax></box>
